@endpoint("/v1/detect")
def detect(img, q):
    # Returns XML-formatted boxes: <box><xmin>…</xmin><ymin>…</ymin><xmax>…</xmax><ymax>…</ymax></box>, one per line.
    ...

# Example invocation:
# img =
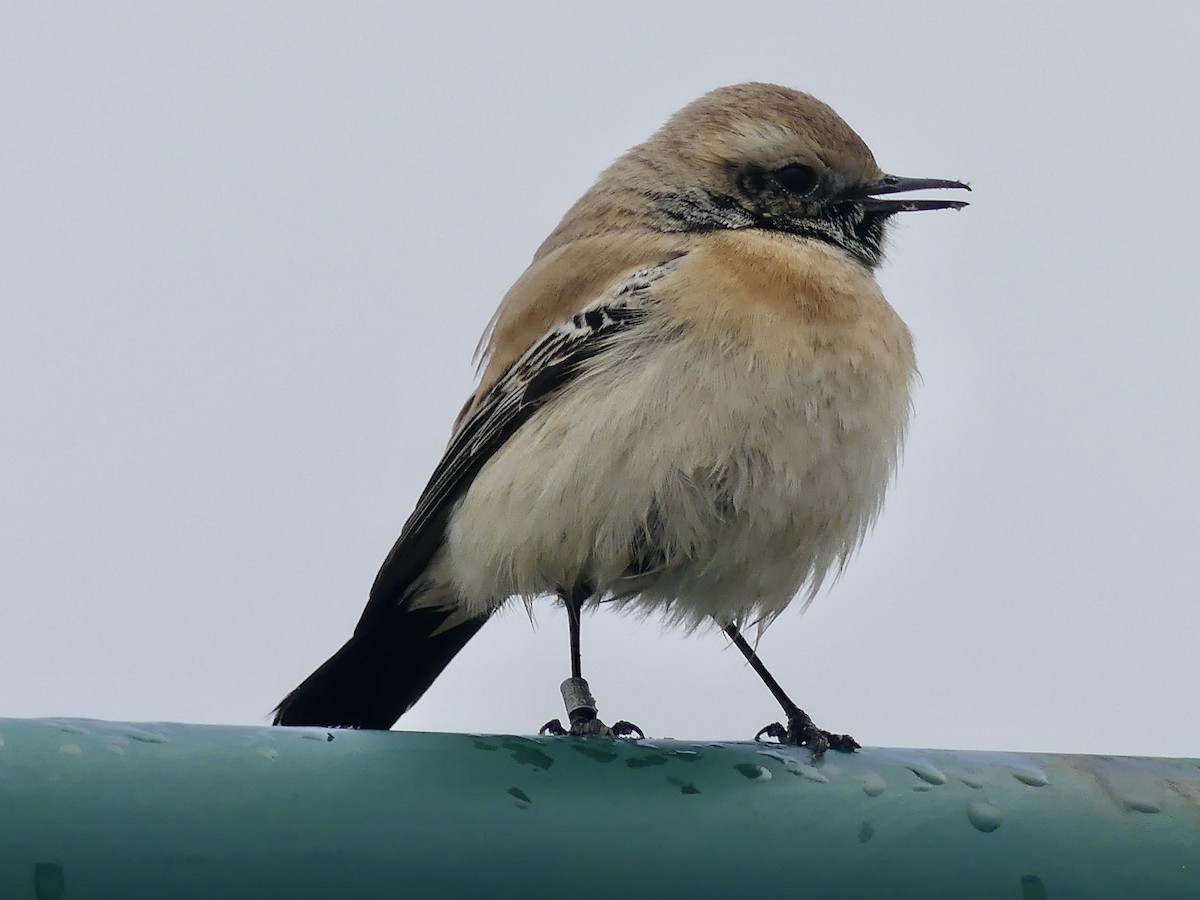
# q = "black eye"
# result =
<box><xmin>772</xmin><ymin>164</ymin><xmax>819</xmax><ymax>196</ymax></box>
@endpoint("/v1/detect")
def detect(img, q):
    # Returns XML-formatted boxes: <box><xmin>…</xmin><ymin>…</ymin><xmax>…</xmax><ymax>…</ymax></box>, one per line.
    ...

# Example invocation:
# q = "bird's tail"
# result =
<box><xmin>273</xmin><ymin>597</ymin><xmax>489</xmax><ymax>729</ymax></box>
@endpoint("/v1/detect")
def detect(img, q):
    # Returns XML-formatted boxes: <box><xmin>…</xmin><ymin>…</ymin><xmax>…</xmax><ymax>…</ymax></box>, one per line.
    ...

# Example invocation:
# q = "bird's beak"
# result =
<box><xmin>852</xmin><ymin>175</ymin><xmax>971</xmax><ymax>213</ymax></box>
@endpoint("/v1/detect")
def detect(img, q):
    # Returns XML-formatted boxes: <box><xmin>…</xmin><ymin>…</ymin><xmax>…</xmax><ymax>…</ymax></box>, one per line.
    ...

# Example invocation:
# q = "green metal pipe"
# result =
<box><xmin>0</xmin><ymin>718</ymin><xmax>1196</xmax><ymax>898</ymax></box>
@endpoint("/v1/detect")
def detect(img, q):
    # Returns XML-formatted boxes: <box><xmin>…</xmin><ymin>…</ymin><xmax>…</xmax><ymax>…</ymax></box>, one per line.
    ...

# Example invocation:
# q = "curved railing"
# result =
<box><xmin>0</xmin><ymin>718</ymin><xmax>1196</xmax><ymax>898</ymax></box>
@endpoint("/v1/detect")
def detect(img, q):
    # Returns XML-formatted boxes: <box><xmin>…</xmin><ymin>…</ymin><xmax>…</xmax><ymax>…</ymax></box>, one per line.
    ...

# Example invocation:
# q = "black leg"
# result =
<box><xmin>722</xmin><ymin>621</ymin><xmax>859</xmax><ymax>757</ymax></box>
<box><xmin>564</xmin><ymin>588</ymin><xmax>584</xmax><ymax>680</ymax></box>
<box><xmin>538</xmin><ymin>585</ymin><xmax>643</xmax><ymax>739</ymax></box>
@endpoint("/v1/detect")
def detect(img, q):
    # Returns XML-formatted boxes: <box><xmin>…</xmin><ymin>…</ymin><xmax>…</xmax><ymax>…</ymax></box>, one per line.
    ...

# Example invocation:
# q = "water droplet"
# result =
<box><xmin>668</xmin><ymin>776</ymin><xmax>700</xmax><ymax>795</ymax></box>
<box><xmin>905</xmin><ymin>760</ymin><xmax>947</xmax><ymax>785</ymax></box>
<box><xmin>33</xmin><ymin>862</ymin><xmax>65</xmax><ymax>900</ymax></box>
<box><xmin>784</xmin><ymin>760</ymin><xmax>829</xmax><ymax>783</ymax></box>
<box><xmin>1078</xmin><ymin>757</ymin><xmax>1165</xmax><ymax>814</ymax></box>
<box><xmin>1120</xmin><ymin>797</ymin><xmax>1160</xmax><ymax>814</ymax></box>
<box><xmin>503</xmin><ymin>739</ymin><xmax>553</xmax><ymax>770</ymax></box>
<box><xmin>0</xmin><ymin>734</ymin><xmax>6</xmax><ymax>749</ymax></box>
<box><xmin>858</xmin><ymin>821</ymin><xmax>874</xmax><ymax>843</ymax></box>
<box><xmin>626</xmin><ymin>754</ymin><xmax>668</xmax><ymax>769</ymax></box>
<box><xmin>472</xmin><ymin>740</ymin><xmax>498</xmax><ymax>752</ymax></box>
<box><xmin>671</xmin><ymin>749</ymin><xmax>702</xmax><ymax>762</ymax></box>
<box><xmin>120</xmin><ymin>728</ymin><xmax>169</xmax><ymax>744</ymax></box>
<box><xmin>1020</xmin><ymin>874</ymin><xmax>1048</xmax><ymax>900</ymax></box>
<box><xmin>572</xmin><ymin>744</ymin><xmax>617</xmax><ymax>763</ymax></box>
<box><xmin>58</xmin><ymin>744</ymin><xmax>82</xmax><ymax>756</ymax></box>
<box><xmin>966</xmin><ymin>800</ymin><xmax>1004</xmax><ymax>833</ymax></box>
<box><xmin>256</xmin><ymin>747</ymin><xmax>279</xmax><ymax>761</ymax></box>
<box><xmin>507</xmin><ymin>787</ymin><xmax>532</xmax><ymax>809</ymax></box>
<box><xmin>912</xmin><ymin>783</ymin><xmax>933</xmax><ymax>792</ymax></box>
<box><xmin>734</xmin><ymin>763</ymin><xmax>772</xmax><ymax>782</ymax></box>
<box><xmin>1009</xmin><ymin>763</ymin><xmax>1049</xmax><ymax>787</ymax></box>
<box><xmin>860</xmin><ymin>771</ymin><xmax>888</xmax><ymax>797</ymax></box>
<box><xmin>959</xmin><ymin>773</ymin><xmax>985</xmax><ymax>789</ymax></box>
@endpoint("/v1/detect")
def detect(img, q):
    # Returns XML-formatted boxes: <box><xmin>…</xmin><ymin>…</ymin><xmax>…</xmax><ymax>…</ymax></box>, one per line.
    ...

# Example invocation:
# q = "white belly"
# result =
<box><xmin>436</xmin><ymin>304</ymin><xmax>914</xmax><ymax>629</ymax></box>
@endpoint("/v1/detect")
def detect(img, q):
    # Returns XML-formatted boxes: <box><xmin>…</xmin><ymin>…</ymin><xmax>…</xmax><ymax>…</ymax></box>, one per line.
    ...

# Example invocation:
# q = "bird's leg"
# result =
<box><xmin>566</xmin><ymin>585</ymin><xmax>584</xmax><ymax>681</ymax></box>
<box><xmin>539</xmin><ymin>586</ymin><xmax>643</xmax><ymax>739</ymax></box>
<box><xmin>721</xmin><ymin>621</ymin><xmax>859</xmax><ymax>757</ymax></box>
<box><xmin>560</xmin><ymin>588</ymin><xmax>601</xmax><ymax>732</ymax></box>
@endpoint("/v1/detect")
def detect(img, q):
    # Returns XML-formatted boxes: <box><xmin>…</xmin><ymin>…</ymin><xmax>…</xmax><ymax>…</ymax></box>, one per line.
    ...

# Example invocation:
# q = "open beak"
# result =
<box><xmin>853</xmin><ymin>174</ymin><xmax>971</xmax><ymax>213</ymax></box>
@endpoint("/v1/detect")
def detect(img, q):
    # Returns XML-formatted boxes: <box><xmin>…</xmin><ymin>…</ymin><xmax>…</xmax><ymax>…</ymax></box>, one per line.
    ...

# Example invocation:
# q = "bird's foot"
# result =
<box><xmin>608</xmin><ymin>720</ymin><xmax>645</xmax><ymax>738</ymax></box>
<box><xmin>537</xmin><ymin>677</ymin><xmax>644</xmax><ymax>739</ymax></box>
<box><xmin>538</xmin><ymin>715</ymin><xmax>644</xmax><ymax>739</ymax></box>
<box><xmin>754</xmin><ymin>708</ymin><xmax>860</xmax><ymax>758</ymax></box>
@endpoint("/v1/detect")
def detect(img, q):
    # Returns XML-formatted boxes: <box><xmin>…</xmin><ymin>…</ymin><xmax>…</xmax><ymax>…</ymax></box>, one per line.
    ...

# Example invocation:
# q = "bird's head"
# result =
<box><xmin>571</xmin><ymin>82</ymin><xmax>969</xmax><ymax>269</ymax></box>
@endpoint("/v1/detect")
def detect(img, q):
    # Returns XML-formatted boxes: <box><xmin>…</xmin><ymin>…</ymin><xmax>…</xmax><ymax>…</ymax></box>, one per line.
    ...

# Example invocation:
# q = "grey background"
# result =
<box><xmin>3</xmin><ymin>4</ymin><xmax>1196</xmax><ymax>756</ymax></box>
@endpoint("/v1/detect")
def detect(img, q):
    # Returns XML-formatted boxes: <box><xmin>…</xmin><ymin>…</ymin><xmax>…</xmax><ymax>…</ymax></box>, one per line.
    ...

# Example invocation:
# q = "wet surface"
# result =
<box><xmin>0</xmin><ymin>720</ymin><xmax>1196</xmax><ymax>898</ymax></box>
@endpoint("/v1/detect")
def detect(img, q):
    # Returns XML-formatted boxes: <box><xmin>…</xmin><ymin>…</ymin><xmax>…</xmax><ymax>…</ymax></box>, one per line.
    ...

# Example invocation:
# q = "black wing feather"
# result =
<box><xmin>360</xmin><ymin>270</ymin><xmax>668</xmax><ymax>625</ymax></box>
<box><xmin>273</xmin><ymin>262</ymin><xmax>676</xmax><ymax>728</ymax></box>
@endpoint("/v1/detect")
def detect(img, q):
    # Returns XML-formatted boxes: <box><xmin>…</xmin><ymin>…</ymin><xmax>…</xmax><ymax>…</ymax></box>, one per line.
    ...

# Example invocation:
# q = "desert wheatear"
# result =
<box><xmin>274</xmin><ymin>83</ymin><xmax>967</xmax><ymax>754</ymax></box>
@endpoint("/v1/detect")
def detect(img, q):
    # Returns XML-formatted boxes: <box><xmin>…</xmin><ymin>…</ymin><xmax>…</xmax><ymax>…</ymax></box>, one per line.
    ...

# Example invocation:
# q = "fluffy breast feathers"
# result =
<box><xmin>428</xmin><ymin>231</ymin><xmax>915</xmax><ymax>628</ymax></box>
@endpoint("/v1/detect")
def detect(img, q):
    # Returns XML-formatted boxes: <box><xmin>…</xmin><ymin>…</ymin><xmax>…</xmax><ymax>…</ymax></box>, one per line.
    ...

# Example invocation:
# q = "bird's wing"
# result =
<box><xmin>359</xmin><ymin>255</ymin><xmax>684</xmax><ymax>628</ymax></box>
<box><xmin>472</xmin><ymin>231</ymin><xmax>692</xmax><ymax>407</ymax></box>
<box><xmin>277</xmin><ymin>253</ymin><xmax>685</xmax><ymax>727</ymax></box>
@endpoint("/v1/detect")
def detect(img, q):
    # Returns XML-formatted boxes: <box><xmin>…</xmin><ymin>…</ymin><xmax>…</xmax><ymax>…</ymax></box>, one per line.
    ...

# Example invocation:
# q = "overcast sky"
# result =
<box><xmin>3</xmin><ymin>4</ymin><xmax>1197</xmax><ymax>758</ymax></box>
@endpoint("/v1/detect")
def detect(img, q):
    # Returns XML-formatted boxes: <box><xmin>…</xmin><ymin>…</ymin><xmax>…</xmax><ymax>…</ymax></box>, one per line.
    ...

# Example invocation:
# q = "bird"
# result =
<box><xmin>272</xmin><ymin>82</ymin><xmax>967</xmax><ymax>754</ymax></box>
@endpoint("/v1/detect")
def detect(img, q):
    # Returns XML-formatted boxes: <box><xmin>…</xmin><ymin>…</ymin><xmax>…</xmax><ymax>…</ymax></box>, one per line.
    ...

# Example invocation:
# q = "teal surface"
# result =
<box><xmin>0</xmin><ymin>718</ymin><xmax>1197</xmax><ymax>898</ymax></box>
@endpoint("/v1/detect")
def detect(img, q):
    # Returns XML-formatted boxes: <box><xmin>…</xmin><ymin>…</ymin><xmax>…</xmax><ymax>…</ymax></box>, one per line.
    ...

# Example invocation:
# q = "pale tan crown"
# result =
<box><xmin>535</xmin><ymin>82</ymin><xmax>883</xmax><ymax>257</ymax></box>
<box><xmin>649</xmin><ymin>82</ymin><xmax>880</xmax><ymax>177</ymax></box>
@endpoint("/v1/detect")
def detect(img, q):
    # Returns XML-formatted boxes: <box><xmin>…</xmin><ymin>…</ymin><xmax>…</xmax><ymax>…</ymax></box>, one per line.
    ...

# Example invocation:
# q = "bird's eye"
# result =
<box><xmin>772</xmin><ymin>164</ymin><xmax>819</xmax><ymax>196</ymax></box>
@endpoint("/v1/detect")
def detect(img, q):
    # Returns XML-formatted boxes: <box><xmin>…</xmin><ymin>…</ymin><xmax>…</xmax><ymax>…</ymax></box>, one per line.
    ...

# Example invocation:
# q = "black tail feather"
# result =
<box><xmin>273</xmin><ymin>605</ymin><xmax>489</xmax><ymax>729</ymax></box>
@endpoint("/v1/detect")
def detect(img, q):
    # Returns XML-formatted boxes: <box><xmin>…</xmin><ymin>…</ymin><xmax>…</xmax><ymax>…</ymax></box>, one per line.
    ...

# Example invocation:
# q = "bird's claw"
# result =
<box><xmin>609</xmin><ymin>720</ymin><xmax>645</xmax><ymax>739</ymax></box>
<box><xmin>538</xmin><ymin>717</ymin><xmax>644</xmax><ymax>739</ymax></box>
<box><xmin>754</xmin><ymin>722</ymin><xmax>789</xmax><ymax>743</ymax></box>
<box><xmin>754</xmin><ymin>711</ymin><xmax>859</xmax><ymax>758</ymax></box>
